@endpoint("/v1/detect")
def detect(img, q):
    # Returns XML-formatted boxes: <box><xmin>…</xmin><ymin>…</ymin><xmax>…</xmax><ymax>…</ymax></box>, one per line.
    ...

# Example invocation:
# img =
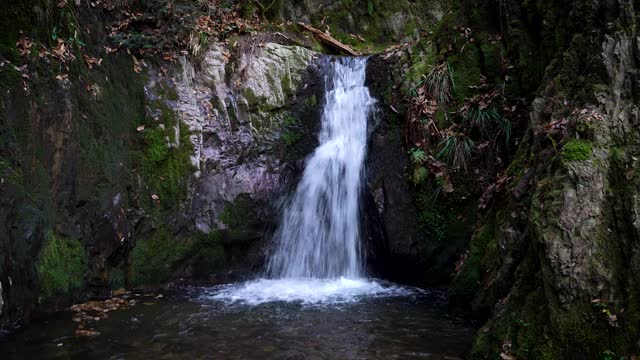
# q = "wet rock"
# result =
<box><xmin>149</xmin><ymin>42</ymin><xmax>321</xmax><ymax>233</ymax></box>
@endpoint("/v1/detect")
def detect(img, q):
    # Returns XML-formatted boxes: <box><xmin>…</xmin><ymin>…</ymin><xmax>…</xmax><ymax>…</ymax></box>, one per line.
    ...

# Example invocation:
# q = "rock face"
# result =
<box><xmin>446</xmin><ymin>1</ymin><xmax>640</xmax><ymax>357</ymax></box>
<box><xmin>139</xmin><ymin>41</ymin><xmax>326</xmax><ymax>284</ymax></box>
<box><xmin>363</xmin><ymin>51</ymin><xmax>478</xmax><ymax>285</ymax></box>
<box><xmin>363</xmin><ymin>53</ymin><xmax>421</xmax><ymax>280</ymax></box>
<box><xmin>0</xmin><ymin>8</ymin><xmax>324</xmax><ymax>326</ymax></box>
<box><xmin>151</xmin><ymin>42</ymin><xmax>322</xmax><ymax>234</ymax></box>
<box><xmin>0</xmin><ymin>49</ymin><xmax>145</xmax><ymax>327</ymax></box>
<box><xmin>279</xmin><ymin>0</ymin><xmax>444</xmax><ymax>44</ymax></box>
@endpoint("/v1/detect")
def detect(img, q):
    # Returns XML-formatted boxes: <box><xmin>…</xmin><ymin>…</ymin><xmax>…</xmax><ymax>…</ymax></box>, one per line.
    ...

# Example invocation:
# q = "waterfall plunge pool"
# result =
<box><xmin>1</xmin><ymin>282</ymin><xmax>474</xmax><ymax>359</ymax></box>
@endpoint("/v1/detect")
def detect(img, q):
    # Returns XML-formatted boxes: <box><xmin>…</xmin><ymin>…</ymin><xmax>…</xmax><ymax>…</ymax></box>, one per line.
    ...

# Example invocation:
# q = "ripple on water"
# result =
<box><xmin>198</xmin><ymin>278</ymin><xmax>421</xmax><ymax>306</ymax></box>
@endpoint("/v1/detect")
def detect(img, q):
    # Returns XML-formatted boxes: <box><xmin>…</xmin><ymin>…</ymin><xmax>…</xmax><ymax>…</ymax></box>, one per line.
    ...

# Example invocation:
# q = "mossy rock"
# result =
<box><xmin>137</xmin><ymin>104</ymin><xmax>194</xmax><ymax>212</ymax></box>
<box><xmin>218</xmin><ymin>193</ymin><xmax>261</xmax><ymax>230</ymax></box>
<box><xmin>36</xmin><ymin>231</ymin><xmax>86</xmax><ymax>302</ymax></box>
<box><xmin>449</xmin><ymin>218</ymin><xmax>497</xmax><ymax>303</ymax></box>
<box><xmin>129</xmin><ymin>228</ymin><xmax>190</xmax><ymax>286</ymax></box>
<box><xmin>562</xmin><ymin>139</ymin><xmax>593</xmax><ymax>162</ymax></box>
<box><xmin>447</xmin><ymin>45</ymin><xmax>483</xmax><ymax>104</ymax></box>
<box><xmin>179</xmin><ymin>232</ymin><xmax>227</xmax><ymax>278</ymax></box>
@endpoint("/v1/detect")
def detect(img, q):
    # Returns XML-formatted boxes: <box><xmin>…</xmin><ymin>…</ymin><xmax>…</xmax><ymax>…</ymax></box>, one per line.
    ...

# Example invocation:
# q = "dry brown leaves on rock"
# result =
<box><xmin>83</xmin><ymin>54</ymin><xmax>103</xmax><ymax>69</ymax></box>
<box><xmin>500</xmin><ymin>341</ymin><xmax>516</xmax><ymax>360</ymax></box>
<box><xmin>16</xmin><ymin>36</ymin><xmax>33</xmax><ymax>56</ymax></box>
<box><xmin>477</xmin><ymin>171</ymin><xmax>511</xmax><ymax>210</ymax></box>
<box><xmin>70</xmin><ymin>289</ymin><xmax>163</xmax><ymax>337</ymax></box>
<box><xmin>106</xmin><ymin>0</ymin><xmax>261</xmax><ymax>57</ymax></box>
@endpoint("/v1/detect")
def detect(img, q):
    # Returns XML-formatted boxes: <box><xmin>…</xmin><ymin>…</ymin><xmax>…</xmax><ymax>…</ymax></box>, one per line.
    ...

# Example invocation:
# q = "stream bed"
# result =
<box><xmin>1</xmin><ymin>281</ymin><xmax>474</xmax><ymax>359</ymax></box>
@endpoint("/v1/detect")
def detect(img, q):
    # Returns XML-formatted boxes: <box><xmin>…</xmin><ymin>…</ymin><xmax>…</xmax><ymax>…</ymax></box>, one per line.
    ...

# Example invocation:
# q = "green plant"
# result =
<box><xmin>562</xmin><ymin>139</ymin><xmax>593</xmax><ymax>161</ymax></box>
<box><xmin>602</xmin><ymin>350</ymin><xmax>624</xmax><ymax>360</ymax></box>
<box><xmin>36</xmin><ymin>231</ymin><xmax>86</xmax><ymax>301</ymax></box>
<box><xmin>415</xmin><ymin>189</ymin><xmax>446</xmax><ymax>243</ymax></box>
<box><xmin>367</xmin><ymin>0</ymin><xmax>375</xmax><ymax>15</ymax></box>
<box><xmin>130</xmin><ymin>228</ymin><xmax>189</xmax><ymax>286</ymax></box>
<box><xmin>466</xmin><ymin>107</ymin><xmax>501</xmax><ymax>135</ymax></box>
<box><xmin>410</xmin><ymin>147</ymin><xmax>427</xmax><ymax>164</ymax></box>
<box><xmin>426</xmin><ymin>62</ymin><xmax>455</xmax><ymax>107</ymax></box>
<box><xmin>412</xmin><ymin>166</ymin><xmax>429</xmax><ymax>185</ymax></box>
<box><xmin>462</xmin><ymin>91</ymin><xmax>511</xmax><ymax>146</ymax></box>
<box><xmin>51</xmin><ymin>26</ymin><xmax>60</xmax><ymax>40</ymax></box>
<box><xmin>144</xmin><ymin>128</ymin><xmax>169</xmax><ymax>163</ymax></box>
<box><xmin>438</xmin><ymin>132</ymin><xmax>474</xmax><ymax>171</ymax></box>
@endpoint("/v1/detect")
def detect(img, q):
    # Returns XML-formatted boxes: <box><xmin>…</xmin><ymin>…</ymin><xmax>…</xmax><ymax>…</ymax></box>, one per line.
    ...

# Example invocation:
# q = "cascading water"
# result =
<box><xmin>266</xmin><ymin>57</ymin><xmax>374</xmax><ymax>279</ymax></box>
<box><xmin>209</xmin><ymin>57</ymin><xmax>412</xmax><ymax>305</ymax></box>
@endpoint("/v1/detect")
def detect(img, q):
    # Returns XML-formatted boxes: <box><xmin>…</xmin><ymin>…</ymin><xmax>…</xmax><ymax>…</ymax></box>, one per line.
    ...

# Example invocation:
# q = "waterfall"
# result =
<box><xmin>267</xmin><ymin>57</ymin><xmax>376</xmax><ymax>279</ymax></box>
<box><xmin>208</xmin><ymin>57</ymin><xmax>411</xmax><ymax>305</ymax></box>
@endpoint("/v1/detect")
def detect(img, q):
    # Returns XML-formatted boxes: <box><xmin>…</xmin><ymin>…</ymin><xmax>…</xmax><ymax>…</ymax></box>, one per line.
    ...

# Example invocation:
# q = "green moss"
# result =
<box><xmin>0</xmin><ymin>62</ymin><xmax>22</xmax><ymax>89</ymax></box>
<box><xmin>108</xmin><ymin>266</ymin><xmax>126</xmax><ymax>289</ymax></box>
<box><xmin>553</xmin><ymin>34</ymin><xmax>607</xmax><ymax>103</ymax></box>
<box><xmin>507</xmin><ymin>136</ymin><xmax>532</xmax><ymax>184</ymax></box>
<box><xmin>305</xmin><ymin>95</ymin><xmax>317</xmax><ymax>108</ymax></box>
<box><xmin>562</xmin><ymin>139</ymin><xmax>593</xmax><ymax>162</ymax></box>
<box><xmin>155</xmin><ymin>80</ymin><xmax>179</xmax><ymax>101</ymax></box>
<box><xmin>281</xmin><ymin>72</ymin><xmax>292</xmax><ymax>95</ymax></box>
<box><xmin>414</xmin><ymin>188</ymin><xmax>446</xmax><ymax>247</ymax></box>
<box><xmin>73</xmin><ymin>53</ymin><xmax>146</xmax><ymax>210</ymax></box>
<box><xmin>450</xmin><ymin>217</ymin><xmax>496</xmax><ymax>301</ymax></box>
<box><xmin>479</xmin><ymin>38</ymin><xmax>503</xmax><ymax>85</ymax></box>
<box><xmin>130</xmin><ymin>227</ymin><xmax>246</xmax><ymax>285</ymax></box>
<box><xmin>279</xmin><ymin>112</ymin><xmax>311</xmax><ymax>161</ymax></box>
<box><xmin>138</xmin><ymin>103</ymin><xmax>193</xmax><ymax>211</ymax></box>
<box><xmin>36</xmin><ymin>231</ymin><xmax>86</xmax><ymax>301</ymax></box>
<box><xmin>144</xmin><ymin>128</ymin><xmax>170</xmax><ymax>162</ymax></box>
<box><xmin>218</xmin><ymin>193</ymin><xmax>259</xmax><ymax>229</ymax></box>
<box><xmin>130</xmin><ymin>228</ymin><xmax>190</xmax><ymax>286</ymax></box>
<box><xmin>242</xmin><ymin>87</ymin><xmax>260</xmax><ymax>108</ymax></box>
<box><xmin>181</xmin><ymin>232</ymin><xmax>226</xmax><ymax>277</ymax></box>
<box><xmin>403</xmin><ymin>18</ymin><xmax>419</xmax><ymax>37</ymax></box>
<box><xmin>530</xmin><ymin>177</ymin><xmax>565</xmax><ymax>226</ymax></box>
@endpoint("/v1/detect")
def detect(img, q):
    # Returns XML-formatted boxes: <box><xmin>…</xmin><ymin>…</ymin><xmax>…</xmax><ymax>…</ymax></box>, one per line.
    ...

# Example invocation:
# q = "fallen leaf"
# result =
<box><xmin>499</xmin><ymin>353</ymin><xmax>515</xmax><ymax>360</ymax></box>
<box><xmin>16</xmin><ymin>36</ymin><xmax>33</xmax><ymax>56</ymax></box>
<box><xmin>75</xmin><ymin>329</ymin><xmax>100</xmax><ymax>337</ymax></box>
<box><xmin>132</xmin><ymin>56</ymin><xmax>142</xmax><ymax>73</ymax></box>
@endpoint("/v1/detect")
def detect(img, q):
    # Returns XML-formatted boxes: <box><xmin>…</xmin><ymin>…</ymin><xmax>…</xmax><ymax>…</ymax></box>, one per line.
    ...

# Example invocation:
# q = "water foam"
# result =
<box><xmin>203</xmin><ymin>278</ymin><xmax>416</xmax><ymax>306</ymax></box>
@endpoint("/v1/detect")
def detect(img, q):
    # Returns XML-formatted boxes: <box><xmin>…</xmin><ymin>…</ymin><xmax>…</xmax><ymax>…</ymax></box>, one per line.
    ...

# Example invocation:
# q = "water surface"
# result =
<box><xmin>1</xmin><ymin>285</ymin><xmax>473</xmax><ymax>359</ymax></box>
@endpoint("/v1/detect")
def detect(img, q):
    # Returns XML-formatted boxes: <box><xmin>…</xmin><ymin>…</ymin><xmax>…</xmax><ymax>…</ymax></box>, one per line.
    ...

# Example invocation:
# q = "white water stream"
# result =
<box><xmin>208</xmin><ymin>57</ymin><xmax>412</xmax><ymax>304</ymax></box>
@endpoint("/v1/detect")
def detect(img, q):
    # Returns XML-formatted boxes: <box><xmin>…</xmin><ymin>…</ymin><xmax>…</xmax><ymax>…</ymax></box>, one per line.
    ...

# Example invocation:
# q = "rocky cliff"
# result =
<box><xmin>437</xmin><ymin>0</ymin><xmax>640</xmax><ymax>358</ymax></box>
<box><xmin>362</xmin><ymin>0</ymin><xmax>640</xmax><ymax>357</ymax></box>
<box><xmin>1</xmin><ymin>0</ymin><xmax>639</xmax><ymax>358</ymax></box>
<box><xmin>0</xmin><ymin>0</ymin><xmax>326</xmax><ymax>328</ymax></box>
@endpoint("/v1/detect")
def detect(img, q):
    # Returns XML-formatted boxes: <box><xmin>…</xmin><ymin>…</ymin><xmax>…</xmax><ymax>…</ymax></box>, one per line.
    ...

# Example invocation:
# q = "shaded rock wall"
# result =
<box><xmin>443</xmin><ymin>0</ymin><xmax>640</xmax><ymax>358</ymax></box>
<box><xmin>0</xmin><ymin>0</ymin><xmax>325</xmax><ymax>328</ymax></box>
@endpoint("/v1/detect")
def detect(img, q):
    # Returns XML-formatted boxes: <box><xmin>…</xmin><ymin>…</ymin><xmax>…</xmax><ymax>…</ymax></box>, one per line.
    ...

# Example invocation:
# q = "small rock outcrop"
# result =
<box><xmin>149</xmin><ymin>42</ymin><xmax>321</xmax><ymax>234</ymax></box>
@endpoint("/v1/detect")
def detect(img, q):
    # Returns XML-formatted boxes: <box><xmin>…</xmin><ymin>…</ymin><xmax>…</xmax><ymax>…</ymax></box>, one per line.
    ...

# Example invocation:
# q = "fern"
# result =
<box><xmin>410</xmin><ymin>147</ymin><xmax>427</xmax><ymax>164</ymax></box>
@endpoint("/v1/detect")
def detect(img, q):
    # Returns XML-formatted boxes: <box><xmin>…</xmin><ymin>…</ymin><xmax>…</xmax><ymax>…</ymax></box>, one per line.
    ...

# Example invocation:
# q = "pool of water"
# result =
<box><xmin>1</xmin><ymin>280</ymin><xmax>474</xmax><ymax>359</ymax></box>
